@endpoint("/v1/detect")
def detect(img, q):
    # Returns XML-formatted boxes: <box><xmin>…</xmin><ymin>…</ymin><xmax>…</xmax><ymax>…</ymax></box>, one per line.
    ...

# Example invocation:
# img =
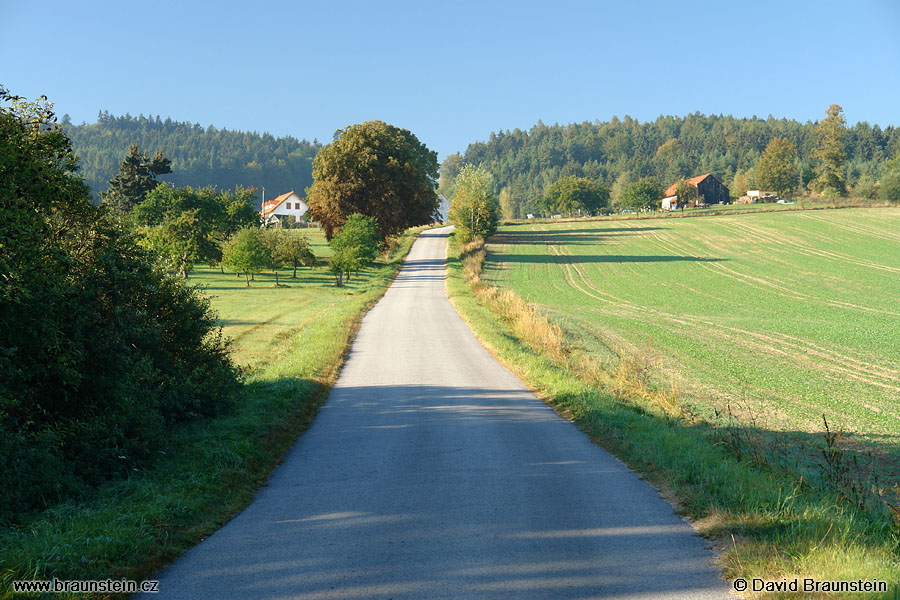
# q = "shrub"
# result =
<box><xmin>0</xmin><ymin>89</ymin><xmax>239</xmax><ymax>521</ymax></box>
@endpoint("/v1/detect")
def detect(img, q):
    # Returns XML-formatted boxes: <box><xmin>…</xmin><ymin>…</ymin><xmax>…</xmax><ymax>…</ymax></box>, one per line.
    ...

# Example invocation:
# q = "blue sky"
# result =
<box><xmin>2</xmin><ymin>0</ymin><xmax>898</xmax><ymax>160</ymax></box>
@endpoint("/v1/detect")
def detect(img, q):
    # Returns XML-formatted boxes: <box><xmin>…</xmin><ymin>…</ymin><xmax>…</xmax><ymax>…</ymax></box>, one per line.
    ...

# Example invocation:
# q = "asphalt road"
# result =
<box><xmin>145</xmin><ymin>227</ymin><xmax>730</xmax><ymax>599</ymax></box>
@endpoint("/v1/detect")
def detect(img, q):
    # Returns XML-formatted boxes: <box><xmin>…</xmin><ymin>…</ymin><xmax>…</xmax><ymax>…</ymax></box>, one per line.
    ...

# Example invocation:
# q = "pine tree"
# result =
<box><xmin>100</xmin><ymin>144</ymin><xmax>171</xmax><ymax>217</ymax></box>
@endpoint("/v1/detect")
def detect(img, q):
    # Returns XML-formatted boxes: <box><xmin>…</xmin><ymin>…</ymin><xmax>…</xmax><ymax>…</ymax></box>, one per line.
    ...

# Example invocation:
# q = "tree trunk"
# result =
<box><xmin>244</xmin><ymin>273</ymin><xmax>250</xmax><ymax>287</ymax></box>
<box><xmin>292</xmin><ymin>262</ymin><xmax>298</xmax><ymax>278</ymax></box>
<box><xmin>274</xmin><ymin>271</ymin><xmax>279</xmax><ymax>286</ymax></box>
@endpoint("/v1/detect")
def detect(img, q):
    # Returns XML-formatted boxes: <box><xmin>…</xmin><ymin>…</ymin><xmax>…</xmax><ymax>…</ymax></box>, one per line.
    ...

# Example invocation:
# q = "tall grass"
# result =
<box><xmin>447</xmin><ymin>232</ymin><xmax>900</xmax><ymax>599</ymax></box>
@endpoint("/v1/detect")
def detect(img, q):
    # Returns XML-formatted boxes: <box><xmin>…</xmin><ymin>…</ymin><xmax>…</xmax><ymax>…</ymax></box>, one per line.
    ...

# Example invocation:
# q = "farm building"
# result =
<box><xmin>661</xmin><ymin>195</ymin><xmax>678</xmax><ymax>211</ymax></box>
<box><xmin>261</xmin><ymin>191</ymin><xmax>309</xmax><ymax>226</ymax></box>
<box><xmin>747</xmin><ymin>190</ymin><xmax>779</xmax><ymax>202</ymax></box>
<box><xmin>663</xmin><ymin>173</ymin><xmax>730</xmax><ymax>207</ymax></box>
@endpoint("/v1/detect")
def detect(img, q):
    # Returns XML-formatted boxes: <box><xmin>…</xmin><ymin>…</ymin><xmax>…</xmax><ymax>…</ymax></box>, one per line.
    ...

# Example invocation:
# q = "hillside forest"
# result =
<box><xmin>440</xmin><ymin>111</ymin><xmax>900</xmax><ymax>216</ymax></box>
<box><xmin>62</xmin><ymin>112</ymin><xmax>321</xmax><ymax>206</ymax></box>
<box><xmin>64</xmin><ymin>109</ymin><xmax>900</xmax><ymax>217</ymax></box>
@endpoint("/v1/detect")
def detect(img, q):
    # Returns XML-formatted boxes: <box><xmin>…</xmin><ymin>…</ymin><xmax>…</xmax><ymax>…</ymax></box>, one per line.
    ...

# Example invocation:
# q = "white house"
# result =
<box><xmin>261</xmin><ymin>191</ymin><xmax>309</xmax><ymax>226</ymax></box>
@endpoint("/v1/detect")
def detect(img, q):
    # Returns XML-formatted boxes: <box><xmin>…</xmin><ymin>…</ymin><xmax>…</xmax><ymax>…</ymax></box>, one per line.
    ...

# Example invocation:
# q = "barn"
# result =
<box><xmin>663</xmin><ymin>173</ymin><xmax>730</xmax><ymax>208</ymax></box>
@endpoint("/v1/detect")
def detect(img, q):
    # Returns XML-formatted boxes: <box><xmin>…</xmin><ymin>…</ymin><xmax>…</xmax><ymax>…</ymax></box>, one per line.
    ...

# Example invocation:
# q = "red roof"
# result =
<box><xmin>261</xmin><ymin>191</ymin><xmax>301</xmax><ymax>215</ymax></box>
<box><xmin>663</xmin><ymin>173</ymin><xmax>720</xmax><ymax>197</ymax></box>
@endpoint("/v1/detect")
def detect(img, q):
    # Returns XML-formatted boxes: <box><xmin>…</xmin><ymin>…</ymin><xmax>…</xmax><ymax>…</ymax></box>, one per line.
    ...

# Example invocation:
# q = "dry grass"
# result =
<box><xmin>461</xmin><ymin>237</ymin><xmax>680</xmax><ymax>415</ymax></box>
<box><xmin>460</xmin><ymin>238</ymin><xmax>566</xmax><ymax>363</ymax></box>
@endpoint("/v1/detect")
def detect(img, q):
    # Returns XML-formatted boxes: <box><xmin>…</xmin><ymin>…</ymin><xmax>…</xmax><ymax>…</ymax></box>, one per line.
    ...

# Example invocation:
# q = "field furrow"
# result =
<box><xmin>483</xmin><ymin>208</ymin><xmax>900</xmax><ymax>473</ymax></box>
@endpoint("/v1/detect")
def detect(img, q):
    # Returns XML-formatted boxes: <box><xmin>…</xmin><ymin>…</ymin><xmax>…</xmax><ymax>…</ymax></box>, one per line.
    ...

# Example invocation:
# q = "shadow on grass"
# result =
<box><xmin>489</xmin><ymin>253</ymin><xmax>726</xmax><ymax>264</ymax></box>
<box><xmin>493</xmin><ymin>227</ymin><xmax>664</xmax><ymax>247</ymax></box>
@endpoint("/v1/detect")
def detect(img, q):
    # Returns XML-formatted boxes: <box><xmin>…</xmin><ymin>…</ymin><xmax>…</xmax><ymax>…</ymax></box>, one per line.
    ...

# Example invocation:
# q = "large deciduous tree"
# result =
<box><xmin>306</xmin><ymin>121</ymin><xmax>439</xmax><ymax>240</ymax></box>
<box><xmin>101</xmin><ymin>143</ymin><xmax>171</xmax><ymax>217</ymax></box>
<box><xmin>542</xmin><ymin>176</ymin><xmax>609</xmax><ymax>216</ymax></box>
<box><xmin>619</xmin><ymin>178</ymin><xmax>664</xmax><ymax>210</ymax></box>
<box><xmin>812</xmin><ymin>104</ymin><xmax>848</xmax><ymax>196</ymax></box>
<box><xmin>755</xmin><ymin>137</ymin><xmax>798</xmax><ymax>198</ymax></box>
<box><xmin>449</xmin><ymin>165</ymin><xmax>500</xmax><ymax>243</ymax></box>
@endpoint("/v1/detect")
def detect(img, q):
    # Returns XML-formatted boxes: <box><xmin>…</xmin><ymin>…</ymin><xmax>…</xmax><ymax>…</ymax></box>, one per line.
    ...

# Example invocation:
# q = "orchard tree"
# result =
<box><xmin>329</xmin><ymin>213</ymin><xmax>382</xmax><ymax>279</ymax></box>
<box><xmin>306</xmin><ymin>120</ymin><xmax>439</xmax><ymax>240</ymax></box>
<box><xmin>101</xmin><ymin>144</ymin><xmax>171</xmax><ymax>217</ymax></box>
<box><xmin>448</xmin><ymin>165</ymin><xmax>499</xmax><ymax>243</ymax></box>
<box><xmin>271</xmin><ymin>230</ymin><xmax>317</xmax><ymax>278</ymax></box>
<box><xmin>755</xmin><ymin>137</ymin><xmax>798</xmax><ymax>198</ymax></box>
<box><xmin>542</xmin><ymin>176</ymin><xmax>609</xmax><ymax>215</ymax></box>
<box><xmin>619</xmin><ymin>177</ymin><xmax>663</xmax><ymax>210</ymax></box>
<box><xmin>812</xmin><ymin>104</ymin><xmax>848</xmax><ymax>195</ymax></box>
<box><xmin>223</xmin><ymin>227</ymin><xmax>270</xmax><ymax>286</ymax></box>
<box><xmin>137</xmin><ymin>209</ymin><xmax>208</xmax><ymax>279</ymax></box>
<box><xmin>133</xmin><ymin>184</ymin><xmax>256</xmax><ymax>274</ymax></box>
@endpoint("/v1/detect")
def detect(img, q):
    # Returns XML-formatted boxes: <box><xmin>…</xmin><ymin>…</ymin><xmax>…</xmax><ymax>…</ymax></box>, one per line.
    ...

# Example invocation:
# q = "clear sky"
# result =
<box><xmin>2</xmin><ymin>0</ymin><xmax>898</xmax><ymax>160</ymax></box>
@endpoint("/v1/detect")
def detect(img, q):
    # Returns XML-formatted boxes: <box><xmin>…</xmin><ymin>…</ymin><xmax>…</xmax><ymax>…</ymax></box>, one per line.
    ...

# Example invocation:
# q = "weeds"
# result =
<box><xmin>820</xmin><ymin>415</ymin><xmax>871</xmax><ymax>511</ymax></box>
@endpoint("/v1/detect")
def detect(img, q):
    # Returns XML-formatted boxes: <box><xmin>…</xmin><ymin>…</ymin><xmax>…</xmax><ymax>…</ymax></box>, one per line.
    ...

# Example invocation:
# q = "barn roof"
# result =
<box><xmin>663</xmin><ymin>173</ymin><xmax>726</xmax><ymax>197</ymax></box>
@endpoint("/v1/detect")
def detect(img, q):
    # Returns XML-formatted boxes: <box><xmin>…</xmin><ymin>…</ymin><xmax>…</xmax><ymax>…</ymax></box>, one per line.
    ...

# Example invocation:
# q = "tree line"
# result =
<box><xmin>62</xmin><ymin>112</ymin><xmax>321</xmax><ymax>205</ymax></box>
<box><xmin>440</xmin><ymin>109</ymin><xmax>900</xmax><ymax>216</ymax></box>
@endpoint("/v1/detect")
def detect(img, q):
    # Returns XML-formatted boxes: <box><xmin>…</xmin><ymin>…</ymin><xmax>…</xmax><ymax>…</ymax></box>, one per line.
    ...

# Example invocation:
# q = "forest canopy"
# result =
<box><xmin>442</xmin><ymin>112</ymin><xmax>900</xmax><ymax>214</ymax></box>
<box><xmin>62</xmin><ymin>112</ymin><xmax>321</xmax><ymax>207</ymax></box>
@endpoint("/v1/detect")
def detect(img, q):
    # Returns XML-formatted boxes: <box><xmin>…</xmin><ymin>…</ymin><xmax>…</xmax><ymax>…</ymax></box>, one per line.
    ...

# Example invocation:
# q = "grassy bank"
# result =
<box><xmin>1</xmin><ymin>227</ymin><xmax>422</xmax><ymax>600</ymax></box>
<box><xmin>445</xmin><ymin>233</ymin><xmax>900</xmax><ymax>599</ymax></box>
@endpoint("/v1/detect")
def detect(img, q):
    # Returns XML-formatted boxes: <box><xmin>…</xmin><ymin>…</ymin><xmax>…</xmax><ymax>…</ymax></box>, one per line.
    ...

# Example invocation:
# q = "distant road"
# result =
<box><xmin>145</xmin><ymin>226</ymin><xmax>730</xmax><ymax>599</ymax></box>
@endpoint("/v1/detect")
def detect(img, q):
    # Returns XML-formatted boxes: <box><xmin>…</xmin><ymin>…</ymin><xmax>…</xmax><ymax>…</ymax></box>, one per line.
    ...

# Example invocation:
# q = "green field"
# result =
<box><xmin>482</xmin><ymin>208</ymin><xmax>900</xmax><ymax>478</ymax></box>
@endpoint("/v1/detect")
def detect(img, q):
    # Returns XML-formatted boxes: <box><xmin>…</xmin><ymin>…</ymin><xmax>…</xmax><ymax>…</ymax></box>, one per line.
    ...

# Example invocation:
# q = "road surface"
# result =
<box><xmin>145</xmin><ymin>226</ymin><xmax>730</xmax><ymax>599</ymax></box>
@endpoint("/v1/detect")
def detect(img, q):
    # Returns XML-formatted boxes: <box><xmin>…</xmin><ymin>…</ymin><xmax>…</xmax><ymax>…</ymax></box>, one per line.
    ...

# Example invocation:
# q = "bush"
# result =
<box><xmin>0</xmin><ymin>89</ymin><xmax>239</xmax><ymax>521</ymax></box>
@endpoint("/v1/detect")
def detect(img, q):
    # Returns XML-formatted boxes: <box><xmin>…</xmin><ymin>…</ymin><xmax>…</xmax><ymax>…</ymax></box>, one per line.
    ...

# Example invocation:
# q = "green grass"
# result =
<box><xmin>485</xmin><ymin>208</ymin><xmax>900</xmax><ymax>482</ymax></box>
<box><xmin>445</xmin><ymin>211</ymin><xmax>900</xmax><ymax>598</ymax></box>
<box><xmin>0</xmin><ymin>227</ymin><xmax>422</xmax><ymax>600</ymax></box>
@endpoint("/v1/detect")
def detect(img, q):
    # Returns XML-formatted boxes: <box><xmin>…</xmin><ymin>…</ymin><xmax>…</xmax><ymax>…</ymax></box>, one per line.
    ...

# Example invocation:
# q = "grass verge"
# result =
<box><xmin>446</xmin><ymin>235</ymin><xmax>900</xmax><ymax>599</ymax></box>
<box><xmin>0</xmin><ymin>227</ymin><xmax>424</xmax><ymax>600</ymax></box>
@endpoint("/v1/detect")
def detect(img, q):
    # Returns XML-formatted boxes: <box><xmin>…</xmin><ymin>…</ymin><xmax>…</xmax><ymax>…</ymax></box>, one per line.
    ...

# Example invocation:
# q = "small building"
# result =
<box><xmin>261</xmin><ymin>191</ymin><xmax>309</xmax><ymax>226</ymax></box>
<box><xmin>747</xmin><ymin>190</ymin><xmax>778</xmax><ymax>202</ymax></box>
<box><xmin>661</xmin><ymin>195</ymin><xmax>678</xmax><ymax>211</ymax></box>
<box><xmin>663</xmin><ymin>173</ymin><xmax>730</xmax><ymax>207</ymax></box>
